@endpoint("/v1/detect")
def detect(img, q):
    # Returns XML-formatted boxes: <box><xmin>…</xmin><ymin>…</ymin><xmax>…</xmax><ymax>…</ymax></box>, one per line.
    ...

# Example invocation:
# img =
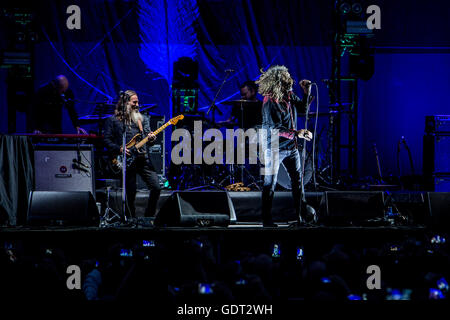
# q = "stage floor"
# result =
<box><xmin>0</xmin><ymin>223</ymin><xmax>428</xmax><ymax>241</ymax></box>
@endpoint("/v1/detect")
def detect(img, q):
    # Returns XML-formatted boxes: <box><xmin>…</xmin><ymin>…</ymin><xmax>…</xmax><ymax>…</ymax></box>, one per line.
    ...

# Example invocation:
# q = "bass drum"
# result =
<box><xmin>277</xmin><ymin>152</ymin><xmax>313</xmax><ymax>190</ymax></box>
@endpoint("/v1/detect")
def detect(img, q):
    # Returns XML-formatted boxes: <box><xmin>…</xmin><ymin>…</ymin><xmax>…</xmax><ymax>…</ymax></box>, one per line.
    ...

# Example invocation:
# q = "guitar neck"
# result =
<box><xmin>135</xmin><ymin>121</ymin><xmax>172</xmax><ymax>149</ymax></box>
<box><xmin>153</xmin><ymin>121</ymin><xmax>171</xmax><ymax>136</ymax></box>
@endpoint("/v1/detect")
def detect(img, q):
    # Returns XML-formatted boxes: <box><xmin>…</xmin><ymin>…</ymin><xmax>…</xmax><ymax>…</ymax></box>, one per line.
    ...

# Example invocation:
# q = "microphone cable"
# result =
<box><xmin>311</xmin><ymin>83</ymin><xmax>320</xmax><ymax>191</ymax></box>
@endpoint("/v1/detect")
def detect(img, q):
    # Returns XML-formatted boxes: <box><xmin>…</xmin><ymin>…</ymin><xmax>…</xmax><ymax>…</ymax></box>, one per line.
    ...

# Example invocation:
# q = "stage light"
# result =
<box><xmin>173</xmin><ymin>56</ymin><xmax>199</xmax><ymax>84</ymax></box>
<box><xmin>339</xmin><ymin>2</ymin><xmax>351</xmax><ymax>15</ymax></box>
<box><xmin>352</xmin><ymin>3</ymin><xmax>363</xmax><ymax>15</ymax></box>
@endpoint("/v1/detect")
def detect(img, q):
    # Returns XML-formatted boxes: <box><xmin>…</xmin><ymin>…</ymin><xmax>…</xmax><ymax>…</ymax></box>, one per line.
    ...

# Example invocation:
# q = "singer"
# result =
<box><xmin>103</xmin><ymin>90</ymin><xmax>161</xmax><ymax>218</ymax></box>
<box><xmin>256</xmin><ymin>65</ymin><xmax>316</xmax><ymax>227</ymax></box>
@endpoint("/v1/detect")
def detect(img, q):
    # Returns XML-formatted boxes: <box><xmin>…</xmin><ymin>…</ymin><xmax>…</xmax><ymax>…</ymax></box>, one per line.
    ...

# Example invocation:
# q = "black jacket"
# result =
<box><xmin>103</xmin><ymin>115</ymin><xmax>155</xmax><ymax>163</ymax></box>
<box><xmin>261</xmin><ymin>91</ymin><xmax>308</xmax><ymax>150</ymax></box>
<box><xmin>32</xmin><ymin>81</ymin><xmax>79</xmax><ymax>133</ymax></box>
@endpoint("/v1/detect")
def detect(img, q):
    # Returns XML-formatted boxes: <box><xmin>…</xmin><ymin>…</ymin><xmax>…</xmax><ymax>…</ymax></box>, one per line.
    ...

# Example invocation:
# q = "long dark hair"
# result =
<box><xmin>115</xmin><ymin>90</ymin><xmax>137</xmax><ymax>121</ymax></box>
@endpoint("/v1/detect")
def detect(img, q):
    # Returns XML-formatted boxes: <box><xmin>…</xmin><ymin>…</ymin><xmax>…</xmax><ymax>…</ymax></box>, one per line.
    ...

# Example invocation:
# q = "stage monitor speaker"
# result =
<box><xmin>229</xmin><ymin>191</ymin><xmax>323</xmax><ymax>222</ymax></box>
<box><xmin>427</xmin><ymin>192</ymin><xmax>450</xmax><ymax>231</ymax></box>
<box><xmin>387</xmin><ymin>192</ymin><xmax>427</xmax><ymax>225</ymax></box>
<box><xmin>34</xmin><ymin>144</ymin><xmax>95</xmax><ymax>197</ymax></box>
<box><xmin>155</xmin><ymin>191</ymin><xmax>234</xmax><ymax>227</ymax></box>
<box><xmin>27</xmin><ymin>191</ymin><xmax>99</xmax><ymax>226</ymax></box>
<box><xmin>324</xmin><ymin>191</ymin><xmax>385</xmax><ymax>225</ymax></box>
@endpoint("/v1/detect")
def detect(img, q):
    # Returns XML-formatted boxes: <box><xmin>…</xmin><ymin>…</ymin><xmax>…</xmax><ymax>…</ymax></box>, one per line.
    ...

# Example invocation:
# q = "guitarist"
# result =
<box><xmin>103</xmin><ymin>90</ymin><xmax>160</xmax><ymax>218</ymax></box>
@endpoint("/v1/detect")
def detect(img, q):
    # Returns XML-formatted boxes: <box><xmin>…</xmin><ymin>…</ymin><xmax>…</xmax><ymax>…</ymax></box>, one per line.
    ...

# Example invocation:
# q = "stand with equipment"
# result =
<box><xmin>297</xmin><ymin>83</ymin><xmax>314</xmax><ymax>224</ymax></box>
<box><xmin>119</xmin><ymin>91</ymin><xmax>130</xmax><ymax>223</ymax></box>
<box><xmin>207</xmin><ymin>70</ymin><xmax>233</xmax><ymax>125</ymax></box>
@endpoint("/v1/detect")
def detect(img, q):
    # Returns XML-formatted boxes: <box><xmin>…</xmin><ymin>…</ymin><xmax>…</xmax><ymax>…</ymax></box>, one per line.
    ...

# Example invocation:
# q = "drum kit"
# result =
<box><xmin>175</xmin><ymin>98</ymin><xmax>330</xmax><ymax>191</ymax></box>
<box><xmin>77</xmin><ymin>97</ymin><xmax>334</xmax><ymax>191</ymax></box>
<box><xmin>78</xmin><ymin>100</ymin><xmax>157</xmax><ymax>134</ymax></box>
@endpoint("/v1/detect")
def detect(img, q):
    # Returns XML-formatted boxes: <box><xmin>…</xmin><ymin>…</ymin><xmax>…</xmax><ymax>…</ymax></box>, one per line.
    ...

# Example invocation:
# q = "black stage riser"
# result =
<box><xmin>99</xmin><ymin>190</ymin><xmax>450</xmax><ymax>230</ymax></box>
<box><xmin>27</xmin><ymin>191</ymin><xmax>99</xmax><ymax>226</ymax></box>
<box><xmin>155</xmin><ymin>191</ymin><xmax>233</xmax><ymax>227</ymax></box>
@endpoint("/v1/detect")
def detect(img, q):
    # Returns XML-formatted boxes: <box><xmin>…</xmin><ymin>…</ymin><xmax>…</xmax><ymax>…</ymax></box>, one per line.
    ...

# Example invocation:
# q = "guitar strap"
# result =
<box><xmin>137</xmin><ymin>118</ymin><xmax>144</xmax><ymax>133</ymax></box>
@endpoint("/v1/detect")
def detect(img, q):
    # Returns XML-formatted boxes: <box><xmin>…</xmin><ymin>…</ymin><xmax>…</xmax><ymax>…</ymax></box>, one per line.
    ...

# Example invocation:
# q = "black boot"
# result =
<box><xmin>301</xmin><ymin>201</ymin><xmax>318</xmax><ymax>224</ymax></box>
<box><xmin>262</xmin><ymin>189</ymin><xmax>277</xmax><ymax>227</ymax></box>
<box><xmin>125</xmin><ymin>191</ymin><xmax>136</xmax><ymax>220</ymax></box>
<box><xmin>292</xmin><ymin>187</ymin><xmax>305</xmax><ymax>224</ymax></box>
<box><xmin>144</xmin><ymin>189</ymin><xmax>161</xmax><ymax>217</ymax></box>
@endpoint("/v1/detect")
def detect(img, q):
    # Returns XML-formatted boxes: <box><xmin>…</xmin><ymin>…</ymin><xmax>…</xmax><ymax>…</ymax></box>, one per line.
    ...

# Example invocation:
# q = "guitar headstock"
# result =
<box><xmin>170</xmin><ymin>114</ymin><xmax>184</xmax><ymax>125</ymax></box>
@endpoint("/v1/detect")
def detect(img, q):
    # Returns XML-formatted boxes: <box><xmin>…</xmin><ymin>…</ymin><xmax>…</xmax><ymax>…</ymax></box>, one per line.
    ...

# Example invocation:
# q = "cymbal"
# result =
<box><xmin>221</xmin><ymin>99</ymin><xmax>261</xmax><ymax>106</ymax></box>
<box><xmin>139</xmin><ymin>104</ymin><xmax>157</xmax><ymax>111</ymax></box>
<box><xmin>298</xmin><ymin>112</ymin><xmax>335</xmax><ymax>117</ymax></box>
<box><xmin>327</xmin><ymin>102</ymin><xmax>352</xmax><ymax>107</ymax></box>
<box><xmin>215</xmin><ymin>120</ymin><xmax>237</xmax><ymax>128</ymax></box>
<box><xmin>74</xmin><ymin>99</ymin><xmax>115</xmax><ymax>106</ymax></box>
<box><xmin>95</xmin><ymin>103</ymin><xmax>116</xmax><ymax>107</ymax></box>
<box><xmin>368</xmin><ymin>184</ymin><xmax>400</xmax><ymax>188</ymax></box>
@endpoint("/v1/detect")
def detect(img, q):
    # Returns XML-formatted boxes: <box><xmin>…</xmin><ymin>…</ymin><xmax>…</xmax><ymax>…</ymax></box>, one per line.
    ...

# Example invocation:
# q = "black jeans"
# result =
<box><xmin>125</xmin><ymin>156</ymin><xmax>161</xmax><ymax>217</ymax></box>
<box><xmin>261</xmin><ymin>147</ymin><xmax>304</xmax><ymax>223</ymax></box>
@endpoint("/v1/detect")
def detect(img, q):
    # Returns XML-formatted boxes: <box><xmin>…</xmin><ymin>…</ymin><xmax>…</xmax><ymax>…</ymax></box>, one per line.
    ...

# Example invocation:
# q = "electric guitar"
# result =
<box><xmin>111</xmin><ymin>114</ymin><xmax>184</xmax><ymax>172</ymax></box>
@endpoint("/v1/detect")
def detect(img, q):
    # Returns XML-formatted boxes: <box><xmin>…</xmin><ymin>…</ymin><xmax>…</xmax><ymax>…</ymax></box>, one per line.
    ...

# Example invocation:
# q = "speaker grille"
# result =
<box><xmin>34</xmin><ymin>144</ymin><xmax>95</xmax><ymax>195</ymax></box>
<box><xmin>27</xmin><ymin>191</ymin><xmax>99</xmax><ymax>226</ymax></box>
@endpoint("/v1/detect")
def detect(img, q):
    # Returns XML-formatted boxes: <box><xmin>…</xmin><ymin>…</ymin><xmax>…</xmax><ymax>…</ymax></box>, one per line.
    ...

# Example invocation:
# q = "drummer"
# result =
<box><xmin>228</xmin><ymin>80</ymin><xmax>262</xmax><ymax>130</ymax></box>
<box><xmin>225</xmin><ymin>81</ymin><xmax>263</xmax><ymax>186</ymax></box>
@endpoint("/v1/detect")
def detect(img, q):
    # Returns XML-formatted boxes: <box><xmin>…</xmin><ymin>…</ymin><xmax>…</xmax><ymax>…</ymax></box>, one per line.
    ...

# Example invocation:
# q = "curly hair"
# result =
<box><xmin>255</xmin><ymin>65</ymin><xmax>295</xmax><ymax>102</ymax></box>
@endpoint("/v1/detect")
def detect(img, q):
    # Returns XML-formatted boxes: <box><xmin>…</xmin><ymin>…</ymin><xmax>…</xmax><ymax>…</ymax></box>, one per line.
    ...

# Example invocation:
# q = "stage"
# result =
<box><xmin>1</xmin><ymin>0</ymin><xmax>450</xmax><ymax>306</ymax></box>
<box><xmin>1</xmin><ymin>188</ymin><xmax>448</xmax><ymax>305</ymax></box>
<box><xmin>0</xmin><ymin>223</ymin><xmax>429</xmax><ymax>239</ymax></box>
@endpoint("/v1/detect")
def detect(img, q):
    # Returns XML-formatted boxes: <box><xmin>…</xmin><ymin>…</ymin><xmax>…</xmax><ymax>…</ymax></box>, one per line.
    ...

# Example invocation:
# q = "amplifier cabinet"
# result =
<box><xmin>34</xmin><ymin>144</ymin><xmax>95</xmax><ymax>196</ymax></box>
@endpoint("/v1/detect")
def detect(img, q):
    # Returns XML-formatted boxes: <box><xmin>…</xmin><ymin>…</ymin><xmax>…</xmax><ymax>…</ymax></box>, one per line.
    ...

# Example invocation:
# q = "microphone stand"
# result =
<box><xmin>298</xmin><ymin>86</ymin><xmax>312</xmax><ymax>221</ymax></box>
<box><xmin>207</xmin><ymin>71</ymin><xmax>232</xmax><ymax>124</ymax></box>
<box><xmin>120</xmin><ymin>92</ymin><xmax>129</xmax><ymax>223</ymax></box>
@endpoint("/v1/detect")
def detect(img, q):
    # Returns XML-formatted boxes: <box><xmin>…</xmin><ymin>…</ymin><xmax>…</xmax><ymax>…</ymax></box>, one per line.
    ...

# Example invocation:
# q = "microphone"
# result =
<box><xmin>225</xmin><ymin>69</ymin><xmax>235</xmax><ymax>73</ymax></box>
<box><xmin>72</xmin><ymin>158</ymin><xmax>90</xmax><ymax>169</ymax></box>
<box><xmin>72</xmin><ymin>163</ymin><xmax>89</xmax><ymax>173</ymax></box>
